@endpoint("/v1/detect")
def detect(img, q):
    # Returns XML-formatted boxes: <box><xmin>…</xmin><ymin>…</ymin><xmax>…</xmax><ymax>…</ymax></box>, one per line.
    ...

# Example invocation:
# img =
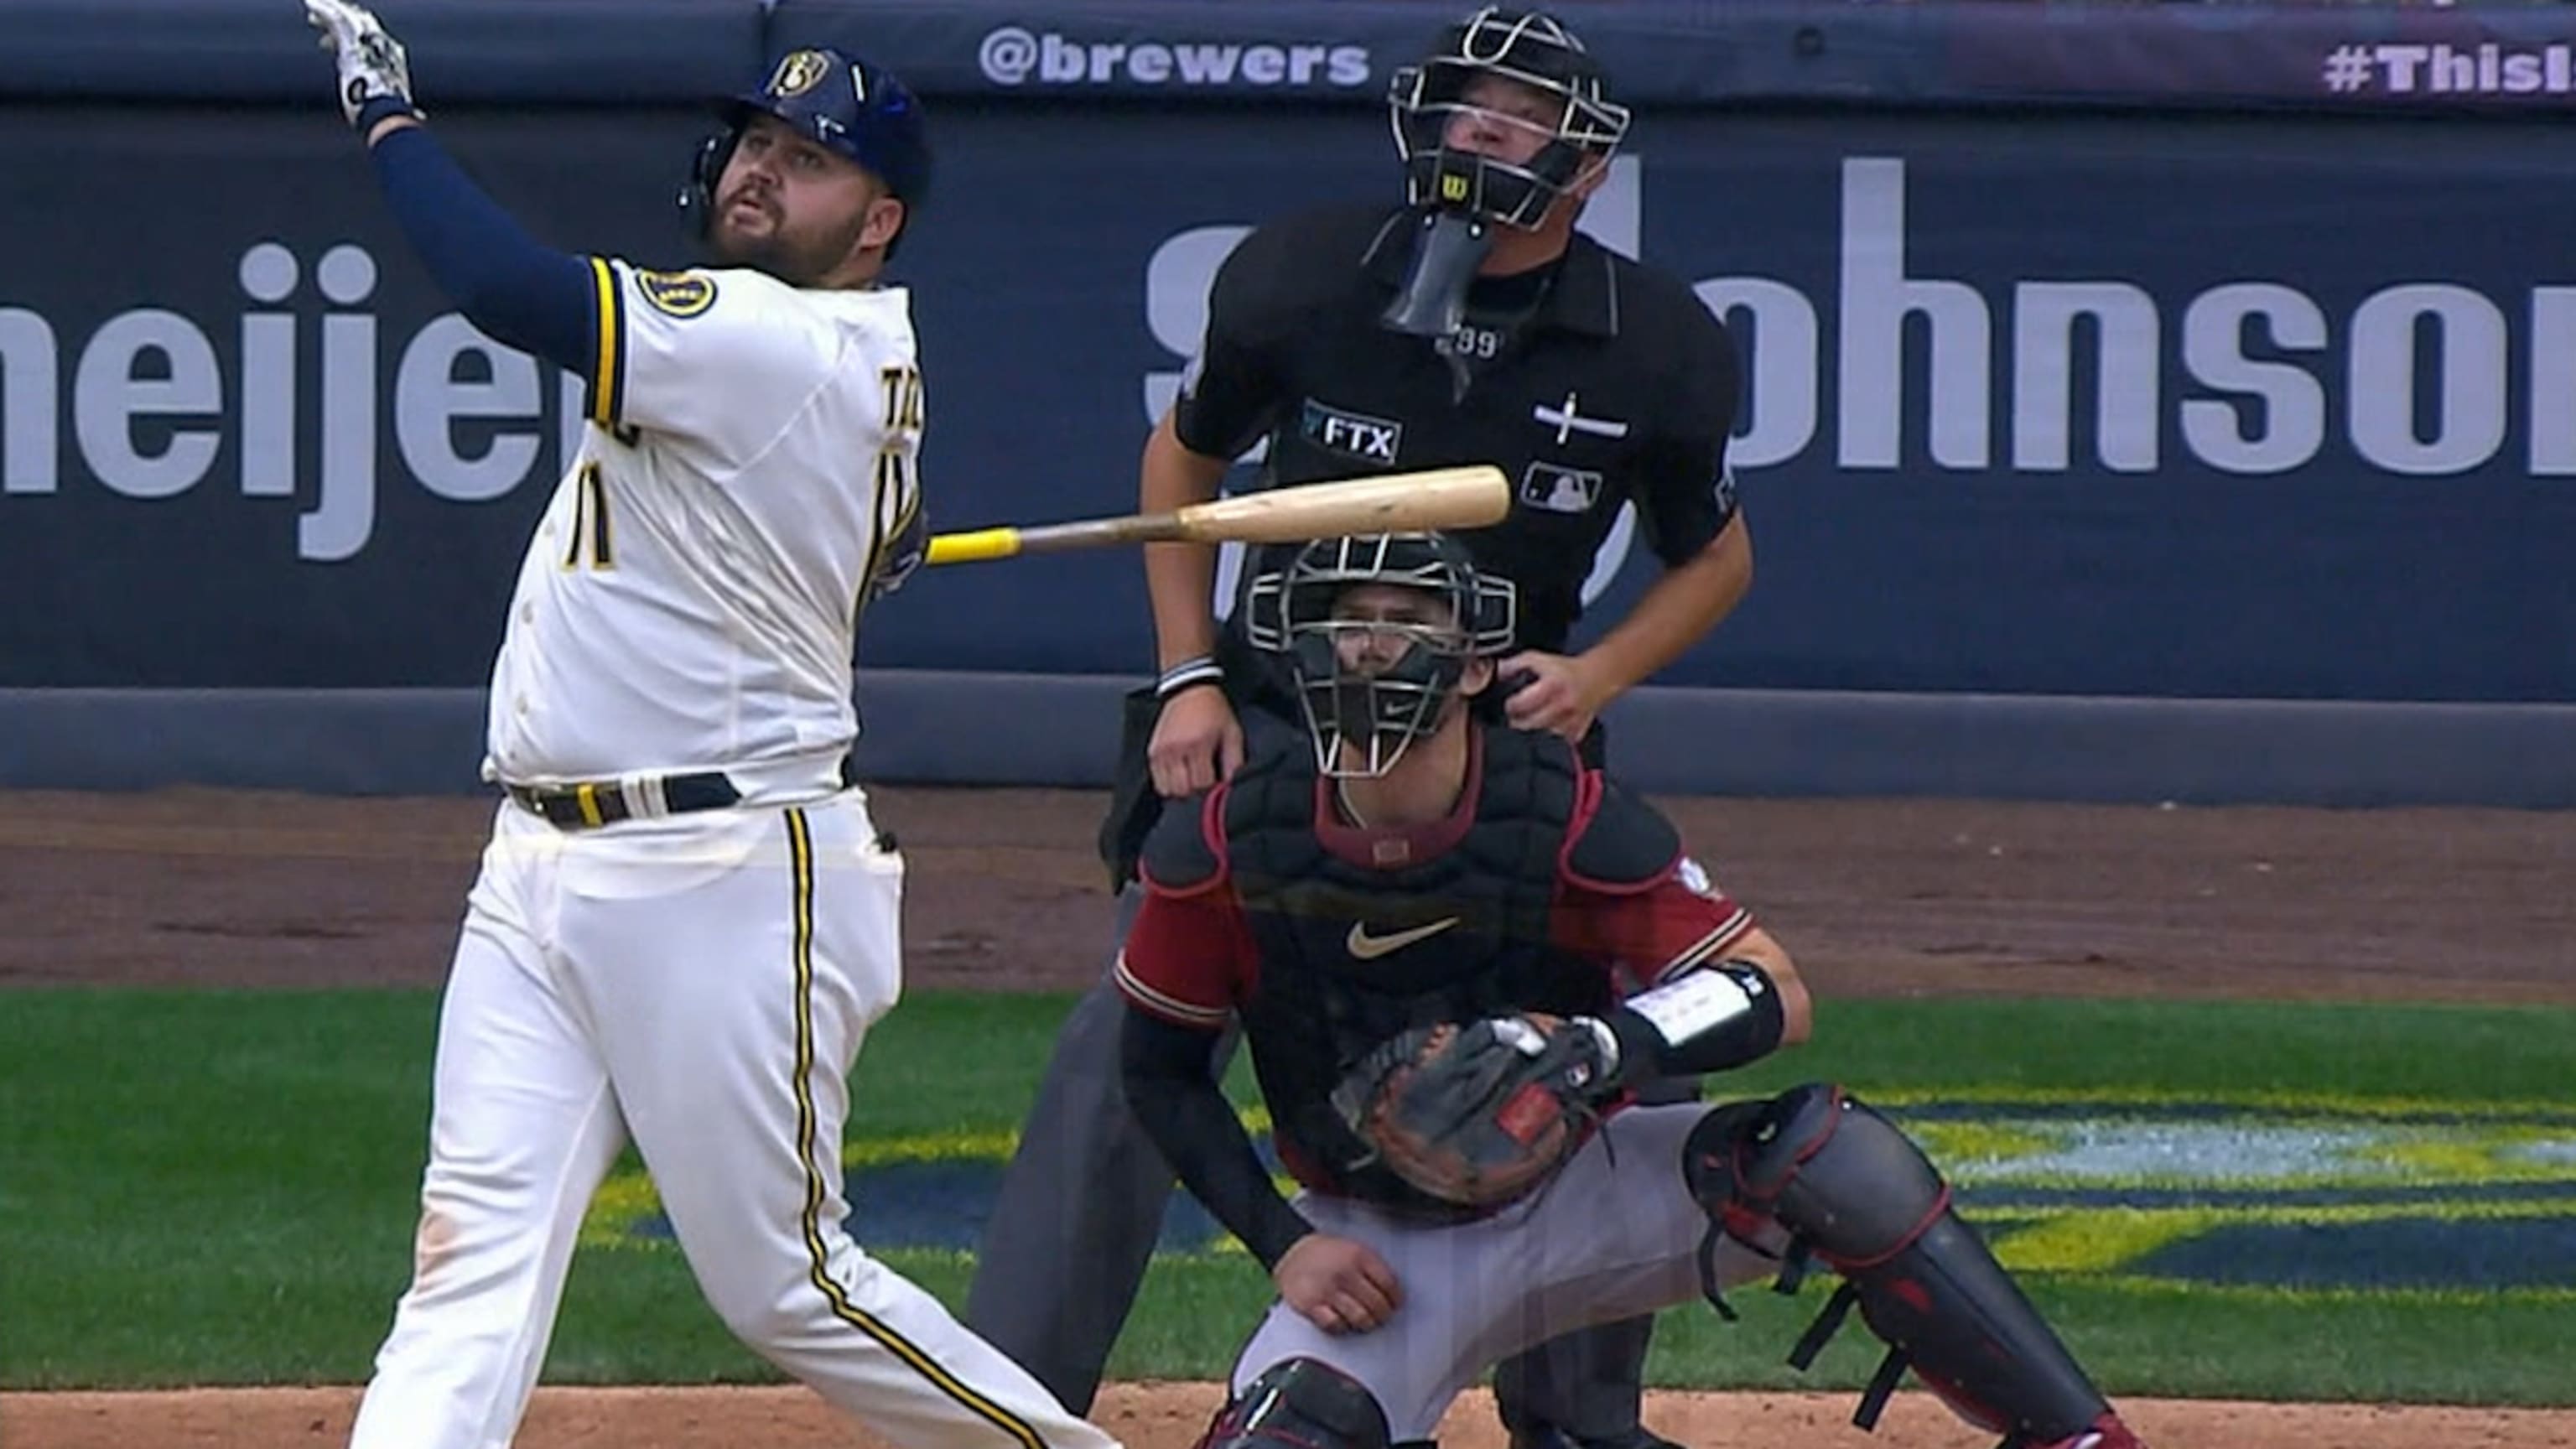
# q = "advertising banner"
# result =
<box><xmin>781</xmin><ymin>0</ymin><xmax>2576</xmax><ymax>112</ymax></box>
<box><xmin>16</xmin><ymin>0</ymin><xmax>2576</xmax><ymax>115</ymax></box>
<box><xmin>4</xmin><ymin>105</ymin><xmax>2569</xmax><ymax>702</ymax></box>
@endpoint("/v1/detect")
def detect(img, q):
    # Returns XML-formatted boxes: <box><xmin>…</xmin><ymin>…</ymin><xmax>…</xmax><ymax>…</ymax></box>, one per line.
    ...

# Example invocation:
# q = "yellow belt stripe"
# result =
<box><xmin>574</xmin><ymin>782</ymin><xmax>604</xmax><ymax>828</ymax></box>
<box><xmin>784</xmin><ymin>810</ymin><xmax>1048</xmax><ymax>1449</ymax></box>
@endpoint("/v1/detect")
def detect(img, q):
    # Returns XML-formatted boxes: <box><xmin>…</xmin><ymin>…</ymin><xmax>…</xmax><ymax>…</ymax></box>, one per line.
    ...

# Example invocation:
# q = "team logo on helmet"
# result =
<box><xmin>767</xmin><ymin>49</ymin><xmax>833</xmax><ymax>99</ymax></box>
<box><xmin>679</xmin><ymin>45</ymin><xmax>935</xmax><ymax>259</ymax></box>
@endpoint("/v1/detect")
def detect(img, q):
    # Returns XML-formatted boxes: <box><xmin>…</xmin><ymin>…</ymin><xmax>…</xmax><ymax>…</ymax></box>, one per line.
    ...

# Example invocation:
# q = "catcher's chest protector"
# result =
<box><xmin>1222</xmin><ymin>730</ymin><xmax>1610</xmax><ymax>1202</ymax></box>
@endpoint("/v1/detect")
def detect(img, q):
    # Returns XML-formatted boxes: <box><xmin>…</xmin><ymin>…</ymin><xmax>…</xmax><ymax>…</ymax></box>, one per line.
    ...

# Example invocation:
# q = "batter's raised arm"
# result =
<box><xmin>305</xmin><ymin>0</ymin><xmax>598</xmax><ymax>377</ymax></box>
<box><xmin>310</xmin><ymin>3</ymin><xmax>931</xmax><ymax>465</ymax></box>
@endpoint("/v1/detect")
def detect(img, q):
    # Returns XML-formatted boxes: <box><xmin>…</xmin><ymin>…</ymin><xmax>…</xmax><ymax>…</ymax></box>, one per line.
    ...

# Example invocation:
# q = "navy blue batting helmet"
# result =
<box><xmin>679</xmin><ymin>46</ymin><xmax>932</xmax><ymax>239</ymax></box>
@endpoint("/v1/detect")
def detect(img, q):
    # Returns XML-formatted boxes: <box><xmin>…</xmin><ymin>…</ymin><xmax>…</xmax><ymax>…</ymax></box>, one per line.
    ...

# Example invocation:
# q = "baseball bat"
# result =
<box><xmin>922</xmin><ymin>465</ymin><xmax>1510</xmax><ymax>566</ymax></box>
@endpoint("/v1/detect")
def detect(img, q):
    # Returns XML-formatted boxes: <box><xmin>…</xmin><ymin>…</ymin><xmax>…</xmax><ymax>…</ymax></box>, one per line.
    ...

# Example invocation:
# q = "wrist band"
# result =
<box><xmin>355</xmin><ymin>95</ymin><xmax>420</xmax><ymax>132</ymax></box>
<box><xmin>1155</xmin><ymin>656</ymin><xmax>1224</xmax><ymax>699</ymax></box>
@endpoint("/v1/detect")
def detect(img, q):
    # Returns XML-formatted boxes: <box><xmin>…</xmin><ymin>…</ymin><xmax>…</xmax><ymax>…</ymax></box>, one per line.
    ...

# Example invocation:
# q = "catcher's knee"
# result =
<box><xmin>1684</xmin><ymin>1084</ymin><xmax>2112</xmax><ymax>1443</ymax></box>
<box><xmin>1685</xmin><ymin>1081</ymin><xmax>1950</xmax><ymax>1265</ymax></box>
<box><xmin>1194</xmin><ymin>1358</ymin><xmax>1392</xmax><ymax>1449</ymax></box>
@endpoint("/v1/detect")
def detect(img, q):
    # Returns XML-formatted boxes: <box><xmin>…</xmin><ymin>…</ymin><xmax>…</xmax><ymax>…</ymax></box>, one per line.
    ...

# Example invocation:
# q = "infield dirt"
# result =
<box><xmin>5</xmin><ymin>784</ymin><xmax>2571</xmax><ymax>1448</ymax></box>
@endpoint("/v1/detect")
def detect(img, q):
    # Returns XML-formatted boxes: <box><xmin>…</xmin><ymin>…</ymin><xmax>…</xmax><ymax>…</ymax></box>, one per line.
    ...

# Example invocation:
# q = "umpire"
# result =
<box><xmin>966</xmin><ymin>11</ymin><xmax>1752</xmax><ymax>1449</ymax></box>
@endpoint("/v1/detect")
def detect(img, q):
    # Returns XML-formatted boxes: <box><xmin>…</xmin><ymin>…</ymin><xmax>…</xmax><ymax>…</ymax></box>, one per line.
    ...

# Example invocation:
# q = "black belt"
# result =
<box><xmin>505</xmin><ymin>771</ymin><xmax>741</xmax><ymax>830</ymax></box>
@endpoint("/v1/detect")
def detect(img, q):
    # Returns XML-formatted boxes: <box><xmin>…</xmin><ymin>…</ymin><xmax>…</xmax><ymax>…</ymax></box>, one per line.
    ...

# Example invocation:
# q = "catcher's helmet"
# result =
<box><xmin>1388</xmin><ymin>8</ymin><xmax>1628</xmax><ymax>231</ymax></box>
<box><xmin>678</xmin><ymin>46</ymin><xmax>932</xmax><ymax>247</ymax></box>
<box><xmin>1244</xmin><ymin>532</ymin><xmax>1518</xmax><ymax>778</ymax></box>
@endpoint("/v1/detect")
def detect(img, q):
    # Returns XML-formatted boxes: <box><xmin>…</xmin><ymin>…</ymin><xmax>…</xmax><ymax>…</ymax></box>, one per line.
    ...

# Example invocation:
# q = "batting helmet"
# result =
<box><xmin>1387</xmin><ymin>8</ymin><xmax>1628</xmax><ymax>230</ymax></box>
<box><xmin>1243</xmin><ymin>532</ymin><xmax>1518</xmax><ymax>778</ymax></box>
<box><xmin>678</xmin><ymin>46</ymin><xmax>932</xmax><ymax>246</ymax></box>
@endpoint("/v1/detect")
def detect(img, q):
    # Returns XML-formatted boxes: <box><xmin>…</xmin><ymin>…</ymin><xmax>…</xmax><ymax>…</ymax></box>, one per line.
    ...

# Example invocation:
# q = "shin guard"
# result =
<box><xmin>1685</xmin><ymin>1084</ymin><xmax>2114</xmax><ymax>1446</ymax></box>
<box><xmin>1195</xmin><ymin>1358</ymin><xmax>1394</xmax><ymax>1449</ymax></box>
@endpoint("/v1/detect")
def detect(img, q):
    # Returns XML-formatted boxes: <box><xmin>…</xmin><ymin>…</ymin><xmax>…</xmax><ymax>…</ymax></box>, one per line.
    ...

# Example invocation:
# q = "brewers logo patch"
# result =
<box><xmin>767</xmin><ymin>49</ymin><xmax>832</xmax><ymax>99</ymax></box>
<box><xmin>638</xmin><ymin>271</ymin><xmax>718</xmax><ymax>319</ymax></box>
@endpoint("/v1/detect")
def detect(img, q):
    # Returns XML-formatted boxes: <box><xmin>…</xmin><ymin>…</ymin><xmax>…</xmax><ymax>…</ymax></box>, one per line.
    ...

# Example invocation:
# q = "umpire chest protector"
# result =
<box><xmin>1150</xmin><ymin>726</ymin><xmax>1677</xmax><ymax>1208</ymax></box>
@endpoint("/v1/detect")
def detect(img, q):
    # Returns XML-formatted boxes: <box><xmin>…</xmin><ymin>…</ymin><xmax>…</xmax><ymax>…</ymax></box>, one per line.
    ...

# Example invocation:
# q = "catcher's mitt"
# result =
<box><xmin>1332</xmin><ymin>1014</ymin><xmax>1620</xmax><ymax>1207</ymax></box>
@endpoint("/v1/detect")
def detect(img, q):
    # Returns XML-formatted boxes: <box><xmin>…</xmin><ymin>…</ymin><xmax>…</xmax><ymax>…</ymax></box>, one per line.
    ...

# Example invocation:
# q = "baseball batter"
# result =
<box><xmin>303</xmin><ymin>6</ymin><xmax>1119</xmax><ymax>1449</ymax></box>
<box><xmin>1117</xmin><ymin>533</ymin><xmax>2152</xmax><ymax>1449</ymax></box>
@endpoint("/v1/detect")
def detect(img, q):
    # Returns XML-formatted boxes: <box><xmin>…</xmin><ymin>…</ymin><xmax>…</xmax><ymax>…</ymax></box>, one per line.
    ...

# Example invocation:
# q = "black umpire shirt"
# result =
<box><xmin>1172</xmin><ymin>202</ymin><xmax>1743</xmax><ymax>659</ymax></box>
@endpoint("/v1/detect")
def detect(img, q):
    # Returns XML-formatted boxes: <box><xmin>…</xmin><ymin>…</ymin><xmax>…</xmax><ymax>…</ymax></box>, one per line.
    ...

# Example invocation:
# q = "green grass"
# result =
<box><xmin>1074</xmin><ymin>1257</ymin><xmax>2576</xmax><ymax>1405</ymax></box>
<box><xmin>3</xmin><ymin>989</ymin><xmax>2573</xmax><ymax>1399</ymax></box>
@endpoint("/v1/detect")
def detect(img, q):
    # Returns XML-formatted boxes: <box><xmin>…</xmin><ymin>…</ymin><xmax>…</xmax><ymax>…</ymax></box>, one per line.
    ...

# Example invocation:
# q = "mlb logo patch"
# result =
<box><xmin>1301</xmin><ymin>399</ymin><xmax>1404</xmax><ymax>465</ymax></box>
<box><xmin>1519</xmin><ymin>461</ymin><xmax>1602</xmax><ymax>514</ymax></box>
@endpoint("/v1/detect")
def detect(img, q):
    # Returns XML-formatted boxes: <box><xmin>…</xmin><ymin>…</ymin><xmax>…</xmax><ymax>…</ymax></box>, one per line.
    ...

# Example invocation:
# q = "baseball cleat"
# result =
<box><xmin>2021</xmin><ymin>1412</ymin><xmax>2147</xmax><ymax>1449</ymax></box>
<box><xmin>1507</xmin><ymin>1426</ymin><xmax>1685</xmax><ymax>1449</ymax></box>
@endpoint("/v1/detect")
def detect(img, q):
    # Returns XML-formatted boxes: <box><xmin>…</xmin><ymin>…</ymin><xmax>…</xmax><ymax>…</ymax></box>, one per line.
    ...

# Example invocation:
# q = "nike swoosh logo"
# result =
<box><xmin>1346</xmin><ymin>917</ymin><xmax>1462</xmax><ymax>960</ymax></box>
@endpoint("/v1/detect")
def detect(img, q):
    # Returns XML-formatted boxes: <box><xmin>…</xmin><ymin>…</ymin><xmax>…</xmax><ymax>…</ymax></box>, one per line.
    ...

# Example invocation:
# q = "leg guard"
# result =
<box><xmin>1684</xmin><ymin>1084</ymin><xmax>2128</xmax><ymax>1448</ymax></box>
<box><xmin>1195</xmin><ymin>1359</ymin><xmax>1394</xmax><ymax>1449</ymax></box>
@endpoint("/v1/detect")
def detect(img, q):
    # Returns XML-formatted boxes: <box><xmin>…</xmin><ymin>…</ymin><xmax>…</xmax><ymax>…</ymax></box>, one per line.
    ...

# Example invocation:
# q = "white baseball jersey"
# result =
<box><xmin>356</xmin><ymin>252</ymin><xmax>1123</xmax><ymax>1449</ymax></box>
<box><xmin>484</xmin><ymin>258</ymin><xmax>925</xmax><ymax>791</ymax></box>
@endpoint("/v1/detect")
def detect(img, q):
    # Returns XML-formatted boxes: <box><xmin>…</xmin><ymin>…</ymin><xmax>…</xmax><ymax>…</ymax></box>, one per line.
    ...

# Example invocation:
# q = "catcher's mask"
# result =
<box><xmin>1244</xmin><ymin>532</ymin><xmax>1518</xmax><ymax>778</ymax></box>
<box><xmin>1387</xmin><ymin>8</ymin><xmax>1628</xmax><ymax>234</ymax></box>
<box><xmin>678</xmin><ymin>46</ymin><xmax>932</xmax><ymax>257</ymax></box>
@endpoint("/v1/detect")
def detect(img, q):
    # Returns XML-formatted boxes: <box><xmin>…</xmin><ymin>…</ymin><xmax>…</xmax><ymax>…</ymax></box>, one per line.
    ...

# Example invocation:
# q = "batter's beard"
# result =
<box><xmin>708</xmin><ymin>206</ymin><xmax>875</xmax><ymax>288</ymax></box>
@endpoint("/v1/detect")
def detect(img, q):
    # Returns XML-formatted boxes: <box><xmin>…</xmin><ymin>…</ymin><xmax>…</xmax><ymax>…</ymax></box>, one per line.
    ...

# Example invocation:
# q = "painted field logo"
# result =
<box><xmin>1888</xmin><ymin>1093</ymin><xmax>2576</xmax><ymax>1297</ymax></box>
<box><xmin>578</xmin><ymin>1093</ymin><xmax>2576</xmax><ymax>1297</ymax></box>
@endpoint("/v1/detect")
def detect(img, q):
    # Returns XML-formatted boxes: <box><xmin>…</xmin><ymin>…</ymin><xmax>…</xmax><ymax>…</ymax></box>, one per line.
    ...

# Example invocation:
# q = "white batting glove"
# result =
<box><xmin>304</xmin><ymin>0</ymin><xmax>419</xmax><ymax>129</ymax></box>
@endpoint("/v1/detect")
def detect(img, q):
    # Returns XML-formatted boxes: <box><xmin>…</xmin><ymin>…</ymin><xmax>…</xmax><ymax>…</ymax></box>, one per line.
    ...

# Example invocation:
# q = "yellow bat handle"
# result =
<box><xmin>924</xmin><ymin>528</ymin><xmax>1023</xmax><ymax>565</ymax></box>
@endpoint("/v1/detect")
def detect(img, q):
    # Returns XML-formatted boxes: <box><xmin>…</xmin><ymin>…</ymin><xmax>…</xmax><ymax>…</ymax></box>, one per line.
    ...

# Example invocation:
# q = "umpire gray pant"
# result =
<box><xmin>965</xmin><ymin>885</ymin><xmax>1675</xmax><ymax>1434</ymax></box>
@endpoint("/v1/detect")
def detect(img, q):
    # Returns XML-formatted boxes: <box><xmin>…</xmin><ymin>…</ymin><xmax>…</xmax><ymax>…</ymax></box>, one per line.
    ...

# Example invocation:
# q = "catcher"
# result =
<box><xmin>1117</xmin><ymin>532</ymin><xmax>2150</xmax><ymax>1449</ymax></box>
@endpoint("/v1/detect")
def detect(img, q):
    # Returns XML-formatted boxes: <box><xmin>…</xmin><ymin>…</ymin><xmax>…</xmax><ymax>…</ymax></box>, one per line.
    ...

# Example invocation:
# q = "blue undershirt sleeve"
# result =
<box><xmin>366</xmin><ymin>125</ymin><xmax>598</xmax><ymax>377</ymax></box>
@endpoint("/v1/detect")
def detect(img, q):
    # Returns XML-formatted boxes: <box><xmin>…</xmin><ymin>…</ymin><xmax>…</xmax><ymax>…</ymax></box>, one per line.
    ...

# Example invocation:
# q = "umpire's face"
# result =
<box><xmin>1437</xmin><ymin>72</ymin><xmax>1607</xmax><ymax>224</ymax></box>
<box><xmin>711</xmin><ymin>114</ymin><xmax>906</xmax><ymax>286</ymax></box>
<box><xmin>1441</xmin><ymin>73</ymin><xmax>1567</xmax><ymax>169</ymax></box>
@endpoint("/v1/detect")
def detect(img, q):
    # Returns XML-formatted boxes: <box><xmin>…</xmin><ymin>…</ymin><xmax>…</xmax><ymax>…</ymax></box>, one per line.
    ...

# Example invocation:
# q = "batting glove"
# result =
<box><xmin>304</xmin><ymin>0</ymin><xmax>420</xmax><ymax>131</ymax></box>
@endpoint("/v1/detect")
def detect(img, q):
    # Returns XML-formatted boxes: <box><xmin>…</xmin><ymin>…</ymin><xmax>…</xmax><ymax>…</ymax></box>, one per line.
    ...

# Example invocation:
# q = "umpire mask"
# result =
<box><xmin>1387</xmin><ymin>8</ymin><xmax>1628</xmax><ymax>233</ymax></box>
<box><xmin>1379</xmin><ymin>9</ymin><xmax>1625</xmax><ymax>336</ymax></box>
<box><xmin>1244</xmin><ymin>533</ymin><xmax>1518</xmax><ymax>779</ymax></box>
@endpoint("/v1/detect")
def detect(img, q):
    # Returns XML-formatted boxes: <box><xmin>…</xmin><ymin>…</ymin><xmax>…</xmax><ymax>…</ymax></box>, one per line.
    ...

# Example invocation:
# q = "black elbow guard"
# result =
<box><xmin>1607</xmin><ymin>959</ymin><xmax>1787</xmax><ymax>1078</ymax></box>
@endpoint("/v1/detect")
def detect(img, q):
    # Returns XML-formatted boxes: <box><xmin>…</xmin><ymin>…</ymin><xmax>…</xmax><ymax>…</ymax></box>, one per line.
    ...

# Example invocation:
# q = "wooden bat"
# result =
<box><xmin>922</xmin><ymin>465</ymin><xmax>1510</xmax><ymax>566</ymax></box>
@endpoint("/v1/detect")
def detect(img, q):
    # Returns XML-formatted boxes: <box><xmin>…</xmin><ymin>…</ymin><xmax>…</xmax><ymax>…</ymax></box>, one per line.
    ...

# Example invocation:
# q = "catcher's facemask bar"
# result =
<box><xmin>1242</xmin><ymin>535</ymin><xmax>1516</xmax><ymax>779</ymax></box>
